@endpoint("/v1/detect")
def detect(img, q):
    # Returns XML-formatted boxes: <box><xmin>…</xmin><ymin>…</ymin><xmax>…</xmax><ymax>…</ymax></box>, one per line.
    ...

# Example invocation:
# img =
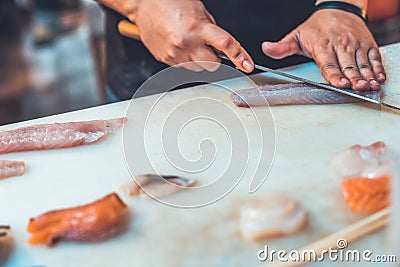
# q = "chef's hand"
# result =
<box><xmin>262</xmin><ymin>9</ymin><xmax>386</xmax><ymax>91</ymax></box>
<box><xmin>100</xmin><ymin>0</ymin><xmax>254</xmax><ymax>72</ymax></box>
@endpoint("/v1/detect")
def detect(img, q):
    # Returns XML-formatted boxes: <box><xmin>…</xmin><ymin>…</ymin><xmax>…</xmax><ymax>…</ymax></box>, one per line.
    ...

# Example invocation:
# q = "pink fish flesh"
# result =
<box><xmin>0</xmin><ymin>118</ymin><xmax>126</xmax><ymax>154</ymax></box>
<box><xmin>330</xmin><ymin>141</ymin><xmax>391</xmax><ymax>178</ymax></box>
<box><xmin>232</xmin><ymin>83</ymin><xmax>381</xmax><ymax>107</ymax></box>
<box><xmin>0</xmin><ymin>160</ymin><xmax>26</xmax><ymax>180</ymax></box>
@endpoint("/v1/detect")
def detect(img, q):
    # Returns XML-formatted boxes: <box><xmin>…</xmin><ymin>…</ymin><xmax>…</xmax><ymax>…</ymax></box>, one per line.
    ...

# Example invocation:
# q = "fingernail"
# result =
<box><xmin>357</xmin><ymin>80</ymin><xmax>370</xmax><ymax>89</ymax></box>
<box><xmin>339</xmin><ymin>78</ymin><xmax>350</xmax><ymax>86</ymax></box>
<box><xmin>370</xmin><ymin>79</ymin><xmax>379</xmax><ymax>87</ymax></box>
<box><xmin>378</xmin><ymin>73</ymin><xmax>386</xmax><ymax>81</ymax></box>
<box><xmin>243</xmin><ymin>60</ymin><xmax>253</xmax><ymax>72</ymax></box>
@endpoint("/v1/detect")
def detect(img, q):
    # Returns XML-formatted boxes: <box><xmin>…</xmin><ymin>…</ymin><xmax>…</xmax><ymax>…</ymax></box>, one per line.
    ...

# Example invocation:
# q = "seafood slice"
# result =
<box><xmin>342</xmin><ymin>175</ymin><xmax>391</xmax><ymax>214</ymax></box>
<box><xmin>232</xmin><ymin>83</ymin><xmax>381</xmax><ymax>107</ymax></box>
<box><xmin>120</xmin><ymin>174</ymin><xmax>197</xmax><ymax>199</ymax></box>
<box><xmin>330</xmin><ymin>141</ymin><xmax>388</xmax><ymax>178</ymax></box>
<box><xmin>239</xmin><ymin>192</ymin><xmax>307</xmax><ymax>241</ymax></box>
<box><xmin>0</xmin><ymin>160</ymin><xmax>25</xmax><ymax>180</ymax></box>
<box><xmin>0</xmin><ymin>118</ymin><xmax>126</xmax><ymax>154</ymax></box>
<box><xmin>27</xmin><ymin>193</ymin><xmax>128</xmax><ymax>246</ymax></box>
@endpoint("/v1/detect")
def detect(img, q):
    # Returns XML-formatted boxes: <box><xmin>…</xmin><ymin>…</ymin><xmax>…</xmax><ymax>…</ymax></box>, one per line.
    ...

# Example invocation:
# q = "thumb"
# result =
<box><xmin>262</xmin><ymin>33</ymin><xmax>300</xmax><ymax>59</ymax></box>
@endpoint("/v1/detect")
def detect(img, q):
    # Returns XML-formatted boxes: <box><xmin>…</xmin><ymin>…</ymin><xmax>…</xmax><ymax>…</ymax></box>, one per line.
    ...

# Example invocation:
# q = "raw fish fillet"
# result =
<box><xmin>239</xmin><ymin>192</ymin><xmax>307</xmax><ymax>241</ymax></box>
<box><xmin>0</xmin><ymin>118</ymin><xmax>126</xmax><ymax>154</ymax></box>
<box><xmin>232</xmin><ymin>83</ymin><xmax>381</xmax><ymax>107</ymax></box>
<box><xmin>0</xmin><ymin>160</ymin><xmax>25</xmax><ymax>180</ymax></box>
<box><xmin>27</xmin><ymin>193</ymin><xmax>128</xmax><ymax>246</ymax></box>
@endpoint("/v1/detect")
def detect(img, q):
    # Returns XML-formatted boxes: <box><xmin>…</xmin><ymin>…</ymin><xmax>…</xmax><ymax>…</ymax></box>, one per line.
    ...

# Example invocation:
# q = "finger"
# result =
<box><xmin>190</xmin><ymin>46</ymin><xmax>221</xmax><ymax>72</ymax></box>
<box><xmin>368</xmin><ymin>47</ymin><xmax>386</xmax><ymax>83</ymax></box>
<box><xmin>356</xmin><ymin>48</ymin><xmax>381</xmax><ymax>91</ymax></box>
<box><xmin>313</xmin><ymin>44</ymin><xmax>351</xmax><ymax>88</ymax></box>
<box><xmin>261</xmin><ymin>33</ymin><xmax>301</xmax><ymax>59</ymax></box>
<box><xmin>202</xmin><ymin>24</ymin><xmax>254</xmax><ymax>73</ymax></box>
<box><xmin>336</xmin><ymin>47</ymin><xmax>370</xmax><ymax>91</ymax></box>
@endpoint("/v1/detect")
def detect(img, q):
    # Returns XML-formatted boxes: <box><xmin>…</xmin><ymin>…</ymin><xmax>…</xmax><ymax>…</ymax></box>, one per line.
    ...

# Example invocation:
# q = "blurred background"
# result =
<box><xmin>0</xmin><ymin>0</ymin><xmax>399</xmax><ymax>125</ymax></box>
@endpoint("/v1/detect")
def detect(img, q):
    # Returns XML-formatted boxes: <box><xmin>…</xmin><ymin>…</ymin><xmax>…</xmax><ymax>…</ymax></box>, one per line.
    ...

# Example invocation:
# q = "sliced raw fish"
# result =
<box><xmin>0</xmin><ymin>118</ymin><xmax>126</xmax><ymax>154</ymax></box>
<box><xmin>0</xmin><ymin>160</ymin><xmax>25</xmax><ymax>180</ymax></box>
<box><xmin>27</xmin><ymin>193</ymin><xmax>128</xmax><ymax>246</ymax></box>
<box><xmin>239</xmin><ymin>192</ymin><xmax>307</xmax><ymax>241</ymax></box>
<box><xmin>342</xmin><ymin>175</ymin><xmax>390</xmax><ymax>214</ymax></box>
<box><xmin>330</xmin><ymin>141</ymin><xmax>388</xmax><ymax>178</ymax></box>
<box><xmin>232</xmin><ymin>83</ymin><xmax>381</xmax><ymax>107</ymax></box>
<box><xmin>120</xmin><ymin>174</ymin><xmax>197</xmax><ymax>199</ymax></box>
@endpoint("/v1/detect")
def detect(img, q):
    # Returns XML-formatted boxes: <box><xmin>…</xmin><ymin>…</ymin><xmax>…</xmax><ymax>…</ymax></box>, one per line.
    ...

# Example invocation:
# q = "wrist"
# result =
<box><xmin>315</xmin><ymin>0</ymin><xmax>367</xmax><ymax>13</ymax></box>
<box><xmin>96</xmin><ymin>0</ymin><xmax>140</xmax><ymax>22</ymax></box>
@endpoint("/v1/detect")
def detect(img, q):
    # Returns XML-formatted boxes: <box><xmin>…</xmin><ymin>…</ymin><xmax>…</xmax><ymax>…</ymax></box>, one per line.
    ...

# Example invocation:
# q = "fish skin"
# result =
<box><xmin>0</xmin><ymin>160</ymin><xmax>25</xmax><ymax>180</ymax></box>
<box><xmin>232</xmin><ymin>83</ymin><xmax>381</xmax><ymax>107</ymax></box>
<box><xmin>0</xmin><ymin>118</ymin><xmax>126</xmax><ymax>154</ymax></box>
<box><xmin>120</xmin><ymin>174</ymin><xmax>197</xmax><ymax>199</ymax></box>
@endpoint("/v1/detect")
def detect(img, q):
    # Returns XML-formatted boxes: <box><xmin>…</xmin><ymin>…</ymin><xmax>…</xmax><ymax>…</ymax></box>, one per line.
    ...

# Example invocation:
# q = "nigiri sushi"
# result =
<box><xmin>239</xmin><ymin>192</ymin><xmax>307</xmax><ymax>241</ymax></box>
<box><xmin>27</xmin><ymin>193</ymin><xmax>128</xmax><ymax>246</ymax></box>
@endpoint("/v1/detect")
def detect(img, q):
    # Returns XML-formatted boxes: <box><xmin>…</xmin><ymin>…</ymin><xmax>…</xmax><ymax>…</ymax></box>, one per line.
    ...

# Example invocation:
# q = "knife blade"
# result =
<box><xmin>117</xmin><ymin>20</ymin><xmax>400</xmax><ymax>111</ymax></box>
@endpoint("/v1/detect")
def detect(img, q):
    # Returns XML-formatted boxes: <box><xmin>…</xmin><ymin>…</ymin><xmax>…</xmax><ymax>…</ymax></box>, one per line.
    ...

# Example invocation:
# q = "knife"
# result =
<box><xmin>117</xmin><ymin>20</ymin><xmax>400</xmax><ymax>111</ymax></box>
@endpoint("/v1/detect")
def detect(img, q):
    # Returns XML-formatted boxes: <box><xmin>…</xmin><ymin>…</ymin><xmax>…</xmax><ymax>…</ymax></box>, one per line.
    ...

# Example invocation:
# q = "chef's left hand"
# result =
<box><xmin>261</xmin><ymin>9</ymin><xmax>386</xmax><ymax>91</ymax></box>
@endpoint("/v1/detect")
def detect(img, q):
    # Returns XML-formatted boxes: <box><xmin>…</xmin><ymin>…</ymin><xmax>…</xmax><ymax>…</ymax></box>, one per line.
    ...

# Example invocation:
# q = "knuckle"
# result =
<box><xmin>321</xmin><ymin>63</ymin><xmax>339</xmax><ymax>74</ymax></box>
<box><xmin>316</xmin><ymin>37</ymin><xmax>330</xmax><ymax>49</ymax></box>
<box><xmin>170</xmin><ymin>34</ymin><xmax>185</xmax><ymax>48</ymax></box>
<box><xmin>165</xmin><ymin>48</ymin><xmax>177</xmax><ymax>60</ymax></box>
<box><xmin>341</xmin><ymin>65</ymin><xmax>358</xmax><ymax>73</ymax></box>
<box><xmin>358</xmin><ymin>63</ymin><xmax>370</xmax><ymax>70</ymax></box>
<box><xmin>217</xmin><ymin>34</ymin><xmax>234</xmax><ymax>49</ymax></box>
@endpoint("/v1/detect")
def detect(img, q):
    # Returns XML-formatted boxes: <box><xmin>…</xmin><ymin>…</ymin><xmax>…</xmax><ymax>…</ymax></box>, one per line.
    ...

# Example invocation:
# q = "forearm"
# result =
<box><xmin>315</xmin><ymin>0</ymin><xmax>367</xmax><ymax>12</ymax></box>
<box><xmin>95</xmin><ymin>0</ymin><xmax>139</xmax><ymax>22</ymax></box>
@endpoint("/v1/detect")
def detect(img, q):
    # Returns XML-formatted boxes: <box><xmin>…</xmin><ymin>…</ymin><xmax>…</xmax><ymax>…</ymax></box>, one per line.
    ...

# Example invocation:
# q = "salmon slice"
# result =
<box><xmin>27</xmin><ymin>193</ymin><xmax>128</xmax><ymax>246</ymax></box>
<box><xmin>341</xmin><ymin>175</ymin><xmax>391</xmax><ymax>214</ymax></box>
<box><xmin>0</xmin><ymin>118</ymin><xmax>126</xmax><ymax>154</ymax></box>
<box><xmin>0</xmin><ymin>160</ymin><xmax>25</xmax><ymax>180</ymax></box>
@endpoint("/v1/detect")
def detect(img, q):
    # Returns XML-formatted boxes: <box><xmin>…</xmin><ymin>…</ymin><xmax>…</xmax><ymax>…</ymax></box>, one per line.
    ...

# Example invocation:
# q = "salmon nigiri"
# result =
<box><xmin>0</xmin><ymin>118</ymin><xmax>126</xmax><ymax>154</ymax></box>
<box><xmin>27</xmin><ymin>193</ymin><xmax>128</xmax><ymax>246</ymax></box>
<box><xmin>342</xmin><ymin>175</ymin><xmax>391</xmax><ymax>214</ymax></box>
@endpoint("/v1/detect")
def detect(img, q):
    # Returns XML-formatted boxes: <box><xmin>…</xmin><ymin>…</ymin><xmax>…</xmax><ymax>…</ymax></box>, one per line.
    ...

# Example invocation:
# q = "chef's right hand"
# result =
<box><xmin>101</xmin><ymin>0</ymin><xmax>254</xmax><ymax>72</ymax></box>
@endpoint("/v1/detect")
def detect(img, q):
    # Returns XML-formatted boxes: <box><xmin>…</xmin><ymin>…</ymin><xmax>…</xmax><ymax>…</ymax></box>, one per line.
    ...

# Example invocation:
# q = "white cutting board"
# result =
<box><xmin>0</xmin><ymin>43</ymin><xmax>399</xmax><ymax>267</ymax></box>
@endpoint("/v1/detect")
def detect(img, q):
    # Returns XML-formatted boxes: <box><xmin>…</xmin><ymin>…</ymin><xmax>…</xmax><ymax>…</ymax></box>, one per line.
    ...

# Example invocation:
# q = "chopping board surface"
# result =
<box><xmin>1</xmin><ymin>44</ymin><xmax>399</xmax><ymax>267</ymax></box>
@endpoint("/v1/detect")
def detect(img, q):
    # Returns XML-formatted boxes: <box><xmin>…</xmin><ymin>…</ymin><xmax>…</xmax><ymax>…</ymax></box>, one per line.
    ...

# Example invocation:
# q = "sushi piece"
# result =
<box><xmin>239</xmin><ymin>192</ymin><xmax>307</xmax><ymax>241</ymax></box>
<box><xmin>232</xmin><ymin>83</ymin><xmax>381</xmax><ymax>107</ymax></box>
<box><xmin>331</xmin><ymin>141</ymin><xmax>393</xmax><ymax>214</ymax></box>
<box><xmin>330</xmin><ymin>141</ymin><xmax>388</xmax><ymax>178</ymax></box>
<box><xmin>342</xmin><ymin>175</ymin><xmax>391</xmax><ymax>214</ymax></box>
<box><xmin>0</xmin><ymin>118</ymin><xmax>126</xmax><ymax>154</ymax></box>
<box><xmin>120</xmin><ymin>174</ymin><xmax>197</xmax><ymax>199</ymax></box>
<box><xmin>27</xmin><ymin>193</ymin><xmax>128</xmax><ymax>246</ymax></box>
<box><xmin>0</xmin><ymin>160</ymin><xmax>25</xmax><ymax>180</ymax></box>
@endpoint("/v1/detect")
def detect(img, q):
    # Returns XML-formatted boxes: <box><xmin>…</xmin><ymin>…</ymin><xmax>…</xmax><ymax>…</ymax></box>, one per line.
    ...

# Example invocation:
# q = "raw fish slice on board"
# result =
<box><xmin>0</xmin><ymin>160</ymin><xmax>25</xmax><ymax>180</ymax></box>
<box><xmin>232</xmin><ymin>83</ymin><xmax>381</xmax><ymax>107</ymax></box>
<box><xmin>0</xmin><ymin>118</ymin><xmax>126</xmax><ymax>154</ymax></box>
